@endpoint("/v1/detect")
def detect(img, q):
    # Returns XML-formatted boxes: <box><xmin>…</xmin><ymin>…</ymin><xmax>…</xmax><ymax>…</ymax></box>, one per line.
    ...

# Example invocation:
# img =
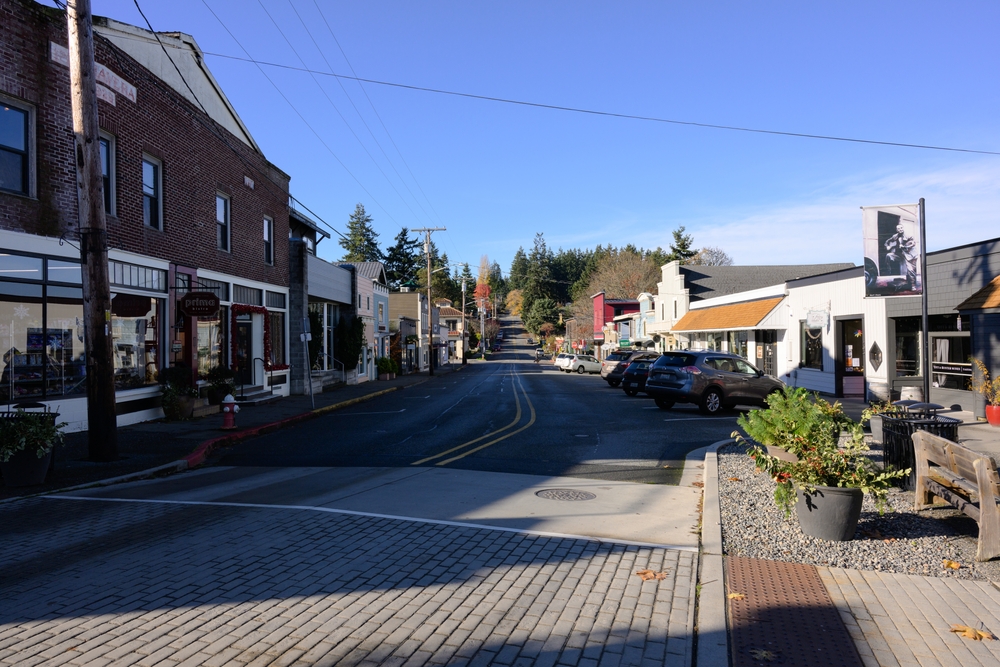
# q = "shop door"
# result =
<box><xmin>755</xmin><ymin>330</ymin><xmax>777</xmax><ymax>376</ymax></box>
<box><xmin>837</xmin><ymin>318</ymin><xmax>865</xmax><ymax>396</ymax></box>
<box><xmin>235</xmin><ymin>320</ymin><xmax>253</xmax><ymax>385</ymax></box>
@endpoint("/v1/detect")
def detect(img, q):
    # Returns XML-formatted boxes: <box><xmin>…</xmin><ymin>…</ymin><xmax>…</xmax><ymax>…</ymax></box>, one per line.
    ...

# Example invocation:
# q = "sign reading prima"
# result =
<box><xmin>179</xmin><ymin>292</ymin><xmax>221</xmax><ymax>317</ymax></box>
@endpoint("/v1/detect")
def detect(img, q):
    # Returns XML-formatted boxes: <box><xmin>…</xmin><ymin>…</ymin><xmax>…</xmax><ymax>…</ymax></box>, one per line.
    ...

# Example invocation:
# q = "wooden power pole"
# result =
<box><xmin>67</xmin><ymin>0</ymin><xmax>118</xmax><ymax>461</ymax></box>
<box><xmin>413</xmin><ymin>227</ymin><xmax>445</xmax><ymax>376</ymax></box>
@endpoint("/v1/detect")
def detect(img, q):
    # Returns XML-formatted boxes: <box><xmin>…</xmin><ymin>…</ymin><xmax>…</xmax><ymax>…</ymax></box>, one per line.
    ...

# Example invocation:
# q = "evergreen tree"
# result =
<box><xmin>508</xmin><ymin>247</ymin><xmax>529</xmax><ymax>291</ymax></box>
<box><xmin>521</xmin><ymin>233</ymin><xmax>554</xmax><ymax>320</ymax></box>
<box><xmin>666</xmin><ymin>226</ymin><xmax>697</xmax><ymax>264</ymax></box>
<box><xmin>340</xmin><ymin>203</ymin><xmax>383</xmax><ymax>262</ymax></box>
<box><xmin>383</xmin><ymin>227</ymin><xmax>421</xmax><ymax>288</ymax></box>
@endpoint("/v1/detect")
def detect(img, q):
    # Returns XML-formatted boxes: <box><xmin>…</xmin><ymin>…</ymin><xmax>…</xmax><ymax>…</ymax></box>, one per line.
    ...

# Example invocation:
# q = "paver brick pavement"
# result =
<box><xmin>0</xmin><ymin>496</ymin><xmax>696</xmax><ymax>666</ymax></box>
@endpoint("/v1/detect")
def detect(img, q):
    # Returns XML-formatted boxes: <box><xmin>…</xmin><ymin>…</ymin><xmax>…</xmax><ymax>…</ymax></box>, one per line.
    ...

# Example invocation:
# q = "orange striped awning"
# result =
<box><xmin>956</xmin><ymin>274</ymin><xmax>1000</xmax><ymax>311</ymax></box>
<box><xmin>672</xmin><ymin>297</ymin><xmax>783</xmax><ymax>332</ymax></box>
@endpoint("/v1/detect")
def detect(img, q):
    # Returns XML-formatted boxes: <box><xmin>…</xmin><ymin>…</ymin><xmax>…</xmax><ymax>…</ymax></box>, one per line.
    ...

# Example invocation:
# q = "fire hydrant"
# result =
<box><xmin>221</xmin><ymin>394</ymin><xmax>240</xmax><ymax>430</ymax></box>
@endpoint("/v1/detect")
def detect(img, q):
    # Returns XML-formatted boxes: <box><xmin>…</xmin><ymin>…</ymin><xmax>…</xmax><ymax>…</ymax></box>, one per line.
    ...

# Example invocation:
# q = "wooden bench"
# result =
<box><xmin>913</xmin><ymin>430</ymin><xmax>1000</xmax><ymax>562</ymax></box>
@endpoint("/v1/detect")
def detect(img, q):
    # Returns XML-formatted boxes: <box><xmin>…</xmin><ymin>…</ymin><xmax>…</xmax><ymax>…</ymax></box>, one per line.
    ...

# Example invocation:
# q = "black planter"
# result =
<box><xmin>1</xmin><ymin>447</ymin><xmax>52</xmax><ymax>487</ymax></box>
<box><xmin>795</xmin><ymin>485</ymin><xmax>863</xmax><ymax>541</ymax></box>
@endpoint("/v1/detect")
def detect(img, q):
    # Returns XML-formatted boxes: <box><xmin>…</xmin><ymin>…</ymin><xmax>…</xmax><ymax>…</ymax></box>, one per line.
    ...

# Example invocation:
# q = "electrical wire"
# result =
<box><xmin>198</xmin><ymin>51</ymin><xmax>1000</xmax><ymax>158</ymax></box>
<box><xmin>198</xmin><ymin>0</ymin><xmax>404</xmax><ymax>229</ymax></box>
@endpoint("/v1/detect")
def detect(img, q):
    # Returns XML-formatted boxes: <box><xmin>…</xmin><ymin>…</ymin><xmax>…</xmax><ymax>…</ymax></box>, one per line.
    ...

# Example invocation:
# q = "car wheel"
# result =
<box><xmin>700</xmin><ymin>388</ymin><xmax>724</xmax><ymax>415</ymax></box>
<box><xmin>655</xmin><ymin>398</ymin><xmax>674</xmax><ymax>410</ymax></box>
<box><xmin>576</xmin><ymin>366</ymin><xmax>585</xmax><ymax>374</ymax></box>
<box><xmin>608</xmin><ymin>380</ymin><xmax>620</xmax><ymax>388</ymax></box>
<box><xmin>624</xmin><ymin>388</ymin><xmax>638</xmax><ymax>397</ymax></box>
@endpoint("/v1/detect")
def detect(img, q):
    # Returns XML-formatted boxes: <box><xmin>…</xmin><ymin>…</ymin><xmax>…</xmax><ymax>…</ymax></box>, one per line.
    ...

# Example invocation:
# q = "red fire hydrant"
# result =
<box><xmin>221</xmin><ymin>394</ymin><xmax>240</xmax><ymax>430</ymax></box>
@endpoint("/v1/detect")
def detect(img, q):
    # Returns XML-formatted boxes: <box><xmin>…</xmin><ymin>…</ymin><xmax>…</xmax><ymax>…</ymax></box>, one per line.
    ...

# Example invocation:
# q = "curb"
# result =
<box><xmin>694</xmin><ymin>439</ymin><xmax>733</xmax><ymax>667</ymax></box>
<box><xmin>184</xmin><ymin>386</ymin><xmax>401</xmax><ymax>467</ymax></box>
<box><xmin>0</xmin><ymin>459</ymin><xmax>189</xmax><ymax>505</ymax></box>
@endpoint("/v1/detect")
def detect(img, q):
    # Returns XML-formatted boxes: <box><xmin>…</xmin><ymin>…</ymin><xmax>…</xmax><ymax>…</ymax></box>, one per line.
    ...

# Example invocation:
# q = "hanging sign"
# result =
<box><xmin>179</xmin><ymin>291</ymin><xmax>220</xmax><ymax>317</ymax></box>
<box><xmin>862</xmin><ymin>203</ymin><xmax>922</xmax><ymax>297</ymax></box>
<box><xmin>806</xmin><ymin>310</ymin><xmax>829</xmax><ymax>329</ymax></box>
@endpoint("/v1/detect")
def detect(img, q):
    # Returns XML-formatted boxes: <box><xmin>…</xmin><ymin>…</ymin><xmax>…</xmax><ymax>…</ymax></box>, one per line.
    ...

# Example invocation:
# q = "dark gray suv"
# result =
<box><xmin>644</xmin><ymin>351</ymin><xmax>784</xmax><ymax>414</ymax></box>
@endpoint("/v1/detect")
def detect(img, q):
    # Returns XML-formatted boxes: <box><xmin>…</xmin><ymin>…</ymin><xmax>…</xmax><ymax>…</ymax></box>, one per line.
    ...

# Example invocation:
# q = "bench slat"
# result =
<box><xmin>924</xmin><ymin>479</ymin><xmax>981</xmax><ymax>522</ymax></box>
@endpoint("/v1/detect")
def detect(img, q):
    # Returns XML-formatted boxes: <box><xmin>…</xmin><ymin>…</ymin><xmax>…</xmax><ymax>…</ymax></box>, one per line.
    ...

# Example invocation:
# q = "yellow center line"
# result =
<box><xmin>410</xmin><ymin>366</ymin><xmax>521</xmax><ymax>466</ymax></box>
<box><xmin>436</xmin><ymin>371</ymin><xmax>536</xmax><ymax>466</ymax></box>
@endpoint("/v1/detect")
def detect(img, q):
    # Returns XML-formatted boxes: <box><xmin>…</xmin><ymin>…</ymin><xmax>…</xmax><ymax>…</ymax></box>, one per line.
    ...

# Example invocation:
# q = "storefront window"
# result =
<box><xmin>47</xmin><ymin>288</ymin><xmax>86</xmax><ymax>397</ymax></box>
<box><xmin>727</xmin><ymin>331</ymin><xmax>748</xmax><ymax>360</ymax></box>
<box><xmin>269</xmin><ymin>312</ymin><xmax>285</xmax><ymax>366</ymax></box>
<box><xmin>931</xmin><ymin>336</ymin><xmax>972</xmax><ymax>389</ymax></box>
<box><xmin>111</xmin><ymin>294</ymin><xmax>160</xmax><ymax>389</ymax></box>
<box><xmin>1</xmin><ymin>282</ymin><xmax>45</xmax><ymax>402</ymax></box>
<box><xmin>197</xmin><ymin>305</ymin><xmax>228</xmax><ymax>376</ymax></box>
<box><xmin>801</xmin><ymin>322</ymin><xmax>823</xmax><ymax>370</ymax></box>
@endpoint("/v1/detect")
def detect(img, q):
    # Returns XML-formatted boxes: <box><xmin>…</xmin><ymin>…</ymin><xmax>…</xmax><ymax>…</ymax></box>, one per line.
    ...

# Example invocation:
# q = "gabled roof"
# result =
<box><xmin>93</xmin><ymin>18</ymin><xmax>260</xmax><ymax>152</ymax></box>
<box><xmin>681</xmin><ymin>264</ymin><xmax>854</xmax><ymax>301</ymax></box>
<box><xmin>439</xmin><ymin>306</ymin><xmax>465</xmax><ymax>318</ymax></box>
<box><xmin>672</xmin><ymin>297</ymin><xmax>784</xmax><ymax>332</ymax></box>
<box><xmin>956</xmin><ymin>275</ymin><xmax>1000</xmax><ymax>312</ymax></box>
<box><xmin>333</xmin><ymin>261</ymin><xmax>388</xmax><ymax>285</ymax></box>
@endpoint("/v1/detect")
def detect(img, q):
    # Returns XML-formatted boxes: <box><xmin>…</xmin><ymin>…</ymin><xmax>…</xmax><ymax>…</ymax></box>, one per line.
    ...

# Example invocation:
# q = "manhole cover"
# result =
<box><xmin>535</xmin><ymin>488</ymin><xmax>597</xmax><ymax>501</ymax></box>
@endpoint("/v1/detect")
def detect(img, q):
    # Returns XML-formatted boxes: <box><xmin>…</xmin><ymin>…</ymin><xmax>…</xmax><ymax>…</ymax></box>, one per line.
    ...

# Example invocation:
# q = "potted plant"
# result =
<box><xmin>0</xmin><ymin>409</ymin><xmax>66</xmax><ymax>487</ymax></box>
<box><xmin>734</xmin><ymin>387</ymin><xmax>850</xmax><ymax>462</ymax></box>
<box><xmin>158</xmin><ymin>366</ymin><xmax>198</xmax><ymax>420</ymax></box>
<box><xmin>734</xmin><ymin>391</ymin><xmax>909</xmax><ymax>541</ymax></box>
<box><xmin>971</xmin><ymin>358</ymin><xmax>1000</xmax><ymax>427</ymax></box>
<box><xmin>203</xmin><ymin>365</ymin><xmax>237</xmax><ymax>405</ymax></box>
<box><xmin>860</xmin><ymin>400</ymin><xmax>903</xmax><ymax>445</ymax></box>
<box><xmin>376</xmin><ymin>356</ymin><xmax>396</xmax><ymax>381</ymax></box>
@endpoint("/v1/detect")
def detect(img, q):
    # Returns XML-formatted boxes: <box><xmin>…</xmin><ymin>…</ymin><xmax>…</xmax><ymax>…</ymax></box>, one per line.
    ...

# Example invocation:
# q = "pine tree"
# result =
<box><xmin>508</xmin><ymin>247</ymin><xmax>529</xmax><ymax>291</ymax></box>
<box><xmin>384</xmin><ymin>227</ymin><xmax>420</xmax><ymax>288</ymax></box>
<box><xmin>340</xmin><ymin>203</ymin><xmax>383</xmax><ymax>262</ymax></box>
<box><xmin>667</xmin><ymin>226</ymin><xmax>697</xmax><ymax>264</ymax></box>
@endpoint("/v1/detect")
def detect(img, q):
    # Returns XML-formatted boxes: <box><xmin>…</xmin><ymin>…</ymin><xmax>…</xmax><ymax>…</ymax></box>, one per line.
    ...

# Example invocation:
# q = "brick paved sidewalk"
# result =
<box><xmin>819</xmin><ymin>567</ymin><xmax>1000</xmax><ymax>667</ymax></box>
<box><xmin>0</xmin><ymin>494</ymin><xmax>696</xmax><ymax>667</ymax></box>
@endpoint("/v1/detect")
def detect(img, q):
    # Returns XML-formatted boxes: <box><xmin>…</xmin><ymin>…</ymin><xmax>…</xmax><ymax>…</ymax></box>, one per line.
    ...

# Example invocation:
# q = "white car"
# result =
<box><xmin>565</xmin><ymin>354</ymin><xmax>601</xmax><ymax>374</ymax></box>
<box><xmin>554</xmin><ymin>353</ymin><xmax>573</xmax><ymax>370</ymax></box>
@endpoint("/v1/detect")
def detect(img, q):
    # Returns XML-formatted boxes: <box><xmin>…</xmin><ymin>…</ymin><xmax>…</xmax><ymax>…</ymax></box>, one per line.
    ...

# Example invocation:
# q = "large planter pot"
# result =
<box><xmin>765</xmin><ymin>445</ymin><xmax>800</xmax><ymax>463</ymax></box>
<box><xmin>378</xmin><ymin>373</ymin><xmax>390</xmax><ymax>381</ymax></box>
<box><xmin>987</xmin><ymin>405</ymin><xmax>1000</xmax><ymax>427</ymax></box>
<box><xmin>1</xmin><ymin>447</ymin><xmax>52</xmax><ymax>487</ymax></box>
<box><xmin>795</xmin><ymin>485</ymin><xmax>864</xmax><ymax>541</ymax></box>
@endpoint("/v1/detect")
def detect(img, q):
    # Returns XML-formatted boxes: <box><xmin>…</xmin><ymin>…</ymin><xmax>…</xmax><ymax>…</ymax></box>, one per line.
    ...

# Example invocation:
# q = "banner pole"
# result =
<box><xmin>919</xmin><ymin>198</ymin><xmax>930</xmax><ymax>404</ymax></box>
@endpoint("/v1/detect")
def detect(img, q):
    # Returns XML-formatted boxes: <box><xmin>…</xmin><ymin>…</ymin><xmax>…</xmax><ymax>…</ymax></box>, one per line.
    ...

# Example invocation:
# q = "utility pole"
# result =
<box><xmin>413</xmin><ymin>227</ymin><xmax>445</xmax><ymax>375</ymax></box>
<box><xmin>68</xmin><ymin>0</ymin><xmax>117</xmax><ymax>461</ymax></box>
<box><xmin>461</xmin><ymin>265</ymin><xmax>467</xmax><ymax>366</ymax></box>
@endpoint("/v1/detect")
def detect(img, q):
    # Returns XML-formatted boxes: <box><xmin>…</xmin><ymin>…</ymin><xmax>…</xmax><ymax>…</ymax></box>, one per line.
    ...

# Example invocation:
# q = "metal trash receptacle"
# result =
<box><xmin>881</xmin><ymin>414</ymin><xmax>960</xmax><ymax>489</ymax></box>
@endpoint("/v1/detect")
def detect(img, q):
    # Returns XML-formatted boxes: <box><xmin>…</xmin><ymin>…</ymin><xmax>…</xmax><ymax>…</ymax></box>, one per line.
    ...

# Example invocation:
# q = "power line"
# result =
<box><xmin>310</xmin><ymin>0</ymin><xmax>447</xmax><ymax>228</ymax></box>
<box><xmin>254</xmin><ymin>0</ymin><xmax>422</xmax><ymax>230</ymax></box>
<box><xmin>198</xmin><ymin>0</ymin><xmax>404</xmax><ymax>228</ymax></box>
<box><xmin>197</xmin><ymin>51</ymin><xmax>1000</xmax><ymax>158</ymax></box>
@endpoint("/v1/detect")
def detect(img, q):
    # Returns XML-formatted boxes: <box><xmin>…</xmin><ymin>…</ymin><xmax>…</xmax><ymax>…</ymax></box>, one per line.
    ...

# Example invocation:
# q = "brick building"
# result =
<box><xmin>0</xmin><ymin>0</ymin><xmax>292</xmax><ymax>430</ymax></box>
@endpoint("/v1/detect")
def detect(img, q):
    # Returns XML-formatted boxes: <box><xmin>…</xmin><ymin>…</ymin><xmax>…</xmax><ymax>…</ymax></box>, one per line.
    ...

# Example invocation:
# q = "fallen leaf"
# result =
<box><xmin>950</xmin><ymin>624</ymin><xmax>996</xmax><ymax>641</ymax></box>
<box><xmin>943</xmin><ymin>559</ymin><xmax>961</xmax><ymax>570</ymax></box>
<box><xmin>728</xmin><ymin>477</ymin><xmax>741</xmax><ymax>482</ymax></box>
<box><xmin>749</xmin><ymin>648</ymin><xmax>776</xmax><ymax>661</ymax></box>
<box><xmin>860</xmin><ymin>528</ymin><xmax>883</xmax><ymax>539</ymax></box>
<box><xmin>727</xmin><ymin>592</ymin><xmax>746</xmax><ymax>600</ymax></box>
<box><xmin>692</xmin><ymin>481</ymin><xmax>705</xmax><ymax>488</ymax></box>
<box><xmin>662</xmin><ymin>465</ymin><xmax>672</xmax><ymax>469</ymax></box>
<box><xmin>635</xmin><ymin>569</ymin><xmax>668</xmax><ymax>581</ymax></box>
<box><xmin>883</xmin><ymin>538</ymin><xmax>897</xmax><ymax>543</ymax></box>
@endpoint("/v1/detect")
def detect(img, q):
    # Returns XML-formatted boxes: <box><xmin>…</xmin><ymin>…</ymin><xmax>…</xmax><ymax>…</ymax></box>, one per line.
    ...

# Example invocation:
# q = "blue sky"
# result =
<box><xmin>81</xmin><ymin>1</ymin><xmax>1000</xmax><ymax>272</ymax></box>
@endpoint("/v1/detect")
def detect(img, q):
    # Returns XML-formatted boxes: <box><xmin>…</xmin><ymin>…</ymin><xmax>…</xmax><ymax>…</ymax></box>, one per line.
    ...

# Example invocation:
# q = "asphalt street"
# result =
<box><xmin>218</xmin><ymin>317</ymin><xmax>740</xmax><ymax>485</ymax></box>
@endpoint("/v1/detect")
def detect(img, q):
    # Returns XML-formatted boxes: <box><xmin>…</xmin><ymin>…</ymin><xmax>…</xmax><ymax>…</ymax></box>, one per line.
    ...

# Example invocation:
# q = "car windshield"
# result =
<box><xmin>606</xmin><ymin>352</ymin><xmax>630</xmax><ymax>361</ymax></box>
<box><xmin>653</xmin><ymin>353</ymin><xmax>695</xmax><ymax>368</ymax></box>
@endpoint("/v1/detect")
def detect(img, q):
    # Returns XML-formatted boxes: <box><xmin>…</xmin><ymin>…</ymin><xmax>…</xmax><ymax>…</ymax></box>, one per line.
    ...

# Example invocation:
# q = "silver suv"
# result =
<box><xmin>644</xmin><ymin>351</ymin><xmax>784</xmax><ymax>414</ymax></box>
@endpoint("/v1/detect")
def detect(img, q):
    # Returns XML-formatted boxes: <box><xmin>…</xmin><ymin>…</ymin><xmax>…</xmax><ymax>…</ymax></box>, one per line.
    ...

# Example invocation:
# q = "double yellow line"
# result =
<box><xmin>412</xmin><ymin>368</ymin><xmax>536</xmax><ymax>466</ymax></box>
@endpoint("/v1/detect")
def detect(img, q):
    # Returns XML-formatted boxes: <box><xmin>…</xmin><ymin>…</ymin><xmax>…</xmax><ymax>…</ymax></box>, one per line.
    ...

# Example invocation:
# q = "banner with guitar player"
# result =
<box><xmin>862</xmin><ymin>203</ymin><xmax>922</xmax><ymax>297</ymax></box>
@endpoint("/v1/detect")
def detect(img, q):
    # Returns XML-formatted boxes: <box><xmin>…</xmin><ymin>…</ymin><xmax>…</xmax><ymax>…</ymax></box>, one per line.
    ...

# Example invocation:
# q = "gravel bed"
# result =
<box><xmin>718</xmin><ymin>442</ymin><xmax>1000</xmax><ymax>580</ymax></box>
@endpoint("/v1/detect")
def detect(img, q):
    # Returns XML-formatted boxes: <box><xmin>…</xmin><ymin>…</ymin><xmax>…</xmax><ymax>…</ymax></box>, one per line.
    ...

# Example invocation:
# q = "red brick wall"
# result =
<box><xmin>0</xmin><ymin>0</ymin><xmax>289</xmax><ymax>288</ymax></box>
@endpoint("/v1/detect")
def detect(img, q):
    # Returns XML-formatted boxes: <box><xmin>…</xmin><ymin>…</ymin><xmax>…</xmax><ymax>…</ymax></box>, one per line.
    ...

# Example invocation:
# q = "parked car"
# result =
<box><xmin>600</xmin><ymin>349</ymin><xmax>634</xmax><ymax>384</ymax></box>
<box><xmin>535</xmin><ymin>348</ymin><xmax>545</xmax><ymax>360</ymax></box>
<box><xmin>604</xmin><ymin>351</ymin><xmax>660</xmax><ymax>388</ymax></box>
<box><xmin>621</xmin><ymin>359</ymin><xmax>655</xmax><ymax>396</ymax></box>
<box><xmin>554</xmin><ymin>353</ymin><xmax>573</xmax><ymax>370</ymax></box>
<box><xmin>527</xmin><ymin>338</ymin><xmax>534</xmax><ymax>345</ymax></box>
<box><xmin>644</xmin><ymin>351</ymin><xmax>784</xmax><ymax>414</ymax></box>
<box><xmin>565</xmin><ymin>354</ymin><xmax>601</xmax><ymax>374</ymax></box>
<box><xmin>492</xmin><ymin>343</ymin><xmax>502</xmax><ymax>352</ymax></box>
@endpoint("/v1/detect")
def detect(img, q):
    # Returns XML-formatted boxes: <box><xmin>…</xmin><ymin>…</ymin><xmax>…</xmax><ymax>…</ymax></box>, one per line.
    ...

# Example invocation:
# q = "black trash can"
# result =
<box><xmin>881</xmin><ymin>414</ymin><xmax>960</xmax><ymax>489</ymax></box>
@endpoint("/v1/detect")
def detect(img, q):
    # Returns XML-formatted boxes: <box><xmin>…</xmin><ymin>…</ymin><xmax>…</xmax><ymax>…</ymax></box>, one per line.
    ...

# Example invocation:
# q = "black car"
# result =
<box><xmin>604</xmin><ymin>351</ymin><xmax>660</xmax><ymax>388</ymax></box>
<box><xmin>621</xmin><ymin>359</ymin><xmax>654</xmax><ymax>396</ymax></box>
<box><xmin>644</xmin><ymin>350</ymin><xmax>784</xmax><ymax>414</ymax></box>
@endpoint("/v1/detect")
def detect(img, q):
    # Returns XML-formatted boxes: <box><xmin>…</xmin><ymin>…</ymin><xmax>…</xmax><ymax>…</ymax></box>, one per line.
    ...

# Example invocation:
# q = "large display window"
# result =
<box><xmin>111</xmin><ymin>293</ymin><xmax>161</xmax><ymax>389</ymax></box>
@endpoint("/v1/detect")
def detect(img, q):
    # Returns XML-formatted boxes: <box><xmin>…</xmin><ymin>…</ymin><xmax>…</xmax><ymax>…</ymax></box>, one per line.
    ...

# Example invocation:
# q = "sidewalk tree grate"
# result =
<box><xmin>726</xmin><ymin>556</ymin><xmax>863</xmax><ymax>667</ymax></box>
<box><xmin>535</xmin><ymin>488</ymin><xmax>597</xmax><ymax>501</ymax></box>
